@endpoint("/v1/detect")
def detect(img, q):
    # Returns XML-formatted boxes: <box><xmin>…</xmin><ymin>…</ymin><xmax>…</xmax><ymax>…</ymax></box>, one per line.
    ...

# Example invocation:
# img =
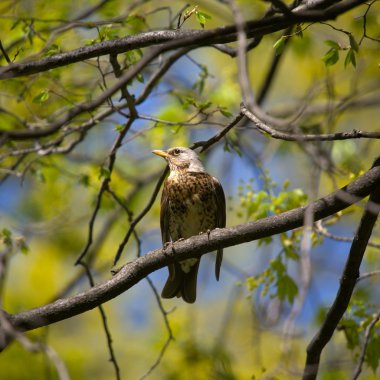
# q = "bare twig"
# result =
<box><xmin>76</xmin><ymin>115</ymin><xmax>136</xmax><ymax>265</ymax></box>
<box><xmin>0</xmin><ymin>40</ymin><xmax>11</xmax><ymax>64</ymax></box>
<box><xmin>228</xmin><ymin>0</ymin><xmax>255</xmax><ymax>108</ymax></box>
<box><xmin>139</xmin><ymin>277</ymin><xmax>174</xmax><ymax>380</ymax></box>
<box><xmin>315</xmin><ymin>220</ymin><xmax>380</xmax><ymax>250</ymax></box>
<box><xmin>0</xmin><ymin>311</ymin><xmax>70</xmax><ymax>380</ymax></box>
<box><xmin>80</xmin><ymin>264</ymin><xmax>121</xmax><ymax>380</ymax></box>
<box><xmin>241</xmin><ymin>104</ymin><xmax>380</xmax><ymax>141</ymax></box>
<box><xmin>351</xmin><ymin>309</ymin><xmax>380</xmax><ymax>380</ymax></box>
<box><xmin>357</xmin><ymin>270</ymin><xmax>380</xmax><ymax>283</ymax></box>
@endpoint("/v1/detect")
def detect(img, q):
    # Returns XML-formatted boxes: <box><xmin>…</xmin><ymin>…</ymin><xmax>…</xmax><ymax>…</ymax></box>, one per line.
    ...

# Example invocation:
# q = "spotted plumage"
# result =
<box><xmin>153</xmin><ymin>147</ymin><xmax>226</xmax><ymax>303</ymax></box>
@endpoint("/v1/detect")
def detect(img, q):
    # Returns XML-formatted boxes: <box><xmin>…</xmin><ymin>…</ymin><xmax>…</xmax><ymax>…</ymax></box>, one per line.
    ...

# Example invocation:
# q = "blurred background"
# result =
<box><xmin>0</xmin><ymin>0</ymin><xmax>379</xmax><ymax>379</ymax></box>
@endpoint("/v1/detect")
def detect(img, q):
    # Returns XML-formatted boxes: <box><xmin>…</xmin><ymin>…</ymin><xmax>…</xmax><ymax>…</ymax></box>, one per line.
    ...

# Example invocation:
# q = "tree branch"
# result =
<box><xmin>0</xmin><ymin>0</ymin><xmax>366</xmax><ymax>80</ymax></box>
<box><xmin>0</xmin><ymin>0</ymin><xmax>367</xmax><ymax>145</ymax></box>
<box><xmin>241</xmin><ymin>104</ymin><xmax>380</xmax><ymax>141</ymax></box>
<box><xmin>1</xmin><ymin>158</ymin><xmax>378</xmax><ymax>343</ymax></box>
<box><xmin>302</xmin><ymin>157</ymin><xmax>380</xmax><ymax>380</ymax></box>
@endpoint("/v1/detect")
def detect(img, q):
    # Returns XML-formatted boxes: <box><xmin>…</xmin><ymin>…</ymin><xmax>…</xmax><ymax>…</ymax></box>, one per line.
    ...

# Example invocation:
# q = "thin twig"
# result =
<box><xmin>241</xmin><ymin>104</ymin><xmax>380</xmax><ymax>141</ymax></box>
<box><xmin>315</xmin><ymin>220</ymin><xmax>380</xmax><ymax>250</ymax></box>
<box><xmin>351</xmin><ymin>309</ymin><xmax>380</xmax><ymax>380</ymax></box>
<box><xmin>139</xmin><ymin>277</ymin><xmax>174</xmax><ymax>380</ymax></box>
<box><xmin>80</xmin><ymin>263</ymin><xmax>121</xmax><ymax>380</ymax></box>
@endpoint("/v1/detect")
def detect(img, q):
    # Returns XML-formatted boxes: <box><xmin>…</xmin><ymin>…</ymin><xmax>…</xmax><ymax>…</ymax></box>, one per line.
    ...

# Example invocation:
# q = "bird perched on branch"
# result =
<box><xmin>153</xmin><ymin>147</ymin><xmax>226</xmax><ymax>303</ymax></box>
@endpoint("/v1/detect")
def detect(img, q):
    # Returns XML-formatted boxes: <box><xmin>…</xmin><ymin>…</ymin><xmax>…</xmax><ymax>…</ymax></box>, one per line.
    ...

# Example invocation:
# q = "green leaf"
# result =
<box><xmin>366</xmin><ymin>334</ymin><xmax>380</xmax><ymax>372</ymax></box>
<box><xmin>1</xmin><ymin>228</ymin><xmax>12</xmax><ymax>248</ymax></box>
<box><xmin>295</xmin><ymin>24</ymin><xmax>303</xmax><ymax>38</ymax></box>
<box><xmin>273</xmin><ymin>36</ymin><xmax>286</xmax><ymax>55</ymax></box>
<box><xmin>324</xmin><ymin>40</ymin><xmax>340</xmax><ymax>49</ymax></box>
<box><xmin>114</xmin><ymin>124</ymin><xmax>124</xmax><ymax>132</ymax></box>
<box><xmin>16</xmin><ymin>237</ymin><xmax>29</xmax><ymax>255</ymax></box>
<box><xmin>345</xmin><ymin>49</ymin><xmax>356</xmax><ymax>68</ymax></box>
<box><xmin>99</xmin><ymin>166</ymin><xmax>111</xmax><ymax>180</ymax></box>
<box><xmin>349</xmin><ymin>34</ymin><xmax>359</xmax><ymax>52</ymax></box>
<box><xmin>32</xmin><ymin>90</ymin><xmax>49</xmax><ymax>104</ymax></box>
<box><xmin>136</xmin><ymin>73</ymin><xmax>144</xmax><ymax>83</ymax></box>
<box><xmin>339</xmin><ymin>318</ymin><xmax>360</xmax><ymax>349</ymax></box>
<box><xmin>277</xmin><ymin>274</ymin><xmax>299</xmax><ymax>303</ymax></box>
<box><xmin>219</xmin><ymin>108</ymin><xmax>232</xmax><ymax>118</ymax></box>
<box><xmin>79</xmin><ymin>174</ymin><xmax>90</xmax><ymax>187</ymax></box>
<box><xmin>322</xmin><ymin>48</ymin><xmax>339</xmax><ymax>66</ymax></box>
<box><xmin>44</xmin><ymin>44</ymin><xmax>61</xmax><ymax>57</ymax></box>
<box><xmin>195</xmin><ymin>11</ymin><xmax>211</xmax><ymax>28</ymax></box>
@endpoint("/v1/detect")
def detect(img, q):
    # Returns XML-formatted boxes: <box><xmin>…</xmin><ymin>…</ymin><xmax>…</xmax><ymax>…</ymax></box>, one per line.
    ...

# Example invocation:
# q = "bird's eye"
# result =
<box><xmin>172</xmin><ymin>149</ymin><xmax>181</xmax><ymax>156</ymax></box>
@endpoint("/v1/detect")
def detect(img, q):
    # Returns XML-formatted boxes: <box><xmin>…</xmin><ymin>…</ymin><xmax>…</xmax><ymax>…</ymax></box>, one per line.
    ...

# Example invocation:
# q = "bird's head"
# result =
<box><xmin>152</xmin><ymin>147</ymin><xmax>205</xmax><ymax>173</ymax></box>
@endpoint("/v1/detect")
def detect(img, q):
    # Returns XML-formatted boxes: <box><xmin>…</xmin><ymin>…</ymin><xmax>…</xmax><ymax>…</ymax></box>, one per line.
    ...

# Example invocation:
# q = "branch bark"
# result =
<box><xmin>302</xmin><ymin>157</ymin><xmax>380</xmax><ymax>380</ymax></box>
<box><xmin>0</xmin><ymin>0</ymin><xmax>366</xmax><ymax>80</ymax></box>
<box><xmin>1</xmin><ymin>158</ymin><xmax>379</xmax><ymax>345</ymax></box>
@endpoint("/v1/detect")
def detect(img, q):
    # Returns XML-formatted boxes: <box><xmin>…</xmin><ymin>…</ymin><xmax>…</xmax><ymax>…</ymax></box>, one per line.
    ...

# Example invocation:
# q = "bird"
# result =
<box><xmin>152</xmin><ymin>146</ymin><xmax>226</xmax><ymax>303</ymax></box>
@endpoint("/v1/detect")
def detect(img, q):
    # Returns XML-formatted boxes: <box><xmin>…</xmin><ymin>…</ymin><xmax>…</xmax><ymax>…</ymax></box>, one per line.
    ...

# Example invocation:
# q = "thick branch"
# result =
<box><xmin>0</xmin><ymin>0</ymin><xmax>366</xmax><ymax>80</ymax></box>
<box><xmin>302</xmin><ymin>157</ymin><xmax>380</xmax><ymax>380</ymax></box>
<box><xmin>2</xmin><ymin>160</ymin><xmax>379</xmax><ymax>338</ymax></box>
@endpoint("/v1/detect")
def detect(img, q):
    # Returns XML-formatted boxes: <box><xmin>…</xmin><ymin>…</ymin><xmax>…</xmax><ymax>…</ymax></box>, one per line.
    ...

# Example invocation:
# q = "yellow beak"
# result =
<box><xmin>152</xmin><ymin>149</ymin><xmax>169</xmax><ymax>158</ymax></box>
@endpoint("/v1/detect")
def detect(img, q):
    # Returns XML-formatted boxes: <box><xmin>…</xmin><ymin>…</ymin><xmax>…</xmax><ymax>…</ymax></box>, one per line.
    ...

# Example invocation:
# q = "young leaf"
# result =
<box><xmin>295</xmin><ymin>24</ymin><xmax>303</xmax><ymax>38</ymax></box>
<box><xmin>273</xmin><ymin>36</ymin><xmax>286</xmax><ymax>55</ymax></box>
<box><xmin>345</xmin><ymin>49</ymin><xmax>356</xmax><ymax>68</ymax></box>
<box><xmin>195</xmin><ymin>11</ymin><xmax>211</xmax><ymax>29</ymax></box>
<box><xmin>99</xmin><ymin>166</ymin><xmax>111</xmax><ymax>180</ymax></box>
<box><xmin>324</xmin><ymin>40</ymin><xmax>340</xmax><ymax>49</ymax></box>
<box><xmin>322</xmin><ymin>48</ymin><xmax>339</xmax><ymax>66</ymax></box>
<box><xmin>366</xmin><ymin>334</ymin><xmax>380</xmax><ymax>372</ymax></box>
<box><xmin>278</xmin><ymin>274</ymin><xmax>299</xmax><ymax>303</ymax></box>
<box><xmin>219</xmin><ymin>107</ymin><xmax>232</xmax><ymax>118</ymax></box>
<box><xmin>32</xmin><ymin>90</ymin><xmax>49</xmax><ymax>104</ymax></box>
<box><xmin>349</xmin><ymin>34</ymin><xmax>359</xmax><ymax>52</ymax></box>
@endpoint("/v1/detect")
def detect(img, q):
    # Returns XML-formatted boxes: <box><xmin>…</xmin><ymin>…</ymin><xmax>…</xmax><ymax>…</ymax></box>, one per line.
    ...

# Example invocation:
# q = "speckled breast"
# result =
<box><xmin>166</xmin><ymin>171</ymin><xmax>218</xmax><ymax>241</ymax></box>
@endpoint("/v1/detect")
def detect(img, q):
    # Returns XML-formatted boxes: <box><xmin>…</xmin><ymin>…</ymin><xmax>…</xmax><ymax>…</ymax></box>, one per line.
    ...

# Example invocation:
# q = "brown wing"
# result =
<box><xmin>212</xmin><ymin>176</ymin><xmax>226</xmax><ymax>281</ymax></box>
<box><xmin>160</xmin><ymin>180</ymin><xmax>171</xmax><ymax>245</ymax></box>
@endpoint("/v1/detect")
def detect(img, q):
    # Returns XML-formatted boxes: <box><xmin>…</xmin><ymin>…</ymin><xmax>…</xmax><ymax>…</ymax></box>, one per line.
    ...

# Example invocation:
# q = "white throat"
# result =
<box><xmin>188</xmin><ymin>158</ymin><xmax>206</xmax><ymax>172</ymax></box>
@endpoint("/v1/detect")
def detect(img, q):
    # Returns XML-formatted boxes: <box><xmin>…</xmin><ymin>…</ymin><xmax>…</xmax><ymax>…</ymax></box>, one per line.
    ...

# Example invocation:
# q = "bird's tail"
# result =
<box><xmin>161</xmin><ymin>262</ymin><xmax>200</xmax><ymax>303</ymax></box>
<box><xmin>215</xmin><ymin>248</ymin><xmax>223</xmax><ymax>281</ymax></box>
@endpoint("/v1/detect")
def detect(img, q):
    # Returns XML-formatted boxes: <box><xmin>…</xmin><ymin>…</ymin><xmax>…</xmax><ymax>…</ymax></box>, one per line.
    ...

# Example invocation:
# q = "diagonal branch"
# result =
<box><xmin>1</xmin><ymin>158</ymin><xmax>378</xmax><ymax>342</ymax></box>
<box><xmin>302</xmin><ymin>157</ymin><xmax>380</xmax><ymax>380</ymax></box>
<box><xmin>0</xmin><ymin>0</ymin><xmax>366</xmax><ymax>80</ymax></box>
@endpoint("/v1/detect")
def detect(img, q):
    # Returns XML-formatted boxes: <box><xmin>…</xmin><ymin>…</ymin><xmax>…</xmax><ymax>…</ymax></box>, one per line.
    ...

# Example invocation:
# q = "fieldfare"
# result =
<box><xmin>153</xmin><ymin>147</ymin><xmax>226</xmax><ymax>303</ymax></box>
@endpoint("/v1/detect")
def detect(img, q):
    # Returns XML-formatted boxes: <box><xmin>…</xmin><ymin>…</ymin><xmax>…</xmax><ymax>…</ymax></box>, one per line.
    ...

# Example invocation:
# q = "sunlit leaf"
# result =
<box><xmin>196</xmin><ymin>11</ymin><xmax>211</xmax><ymax>28</ymax></box>
<box><xmin>273</xmin><ymin>36</ymin><xmax>286</xmax><ymax>55</ymax></box>
<box><xmin>32</xmin><ymin>90</ymin><xmax>49</xmax><ymax>104</ymax></box>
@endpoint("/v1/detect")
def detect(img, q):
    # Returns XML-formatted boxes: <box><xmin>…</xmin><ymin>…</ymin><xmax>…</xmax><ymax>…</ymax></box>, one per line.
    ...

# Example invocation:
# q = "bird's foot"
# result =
<box><xmin>199</xmin><ymin>229</ymin><xmax>211</xmax><ymax>239</ymax></box>
<box><xmin>163</xmin><ymin>241</ymin><xmax>173</xmax><ymax>257</ymax></box>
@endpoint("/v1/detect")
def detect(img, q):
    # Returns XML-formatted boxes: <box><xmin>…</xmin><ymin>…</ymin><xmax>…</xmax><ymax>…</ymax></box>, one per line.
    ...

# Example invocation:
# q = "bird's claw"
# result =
<box><xmin>198</xmin><ymin>229</ymin><xmax>211</xmax><ymax>240</ymax></box>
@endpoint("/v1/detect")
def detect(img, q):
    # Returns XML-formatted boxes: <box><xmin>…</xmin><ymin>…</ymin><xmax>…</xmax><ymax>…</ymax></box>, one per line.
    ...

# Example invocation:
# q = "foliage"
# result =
<box><xmin>0</xmin><ymin>1</ymin><xmax>379</xmax><ymax>380</ymax></box>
